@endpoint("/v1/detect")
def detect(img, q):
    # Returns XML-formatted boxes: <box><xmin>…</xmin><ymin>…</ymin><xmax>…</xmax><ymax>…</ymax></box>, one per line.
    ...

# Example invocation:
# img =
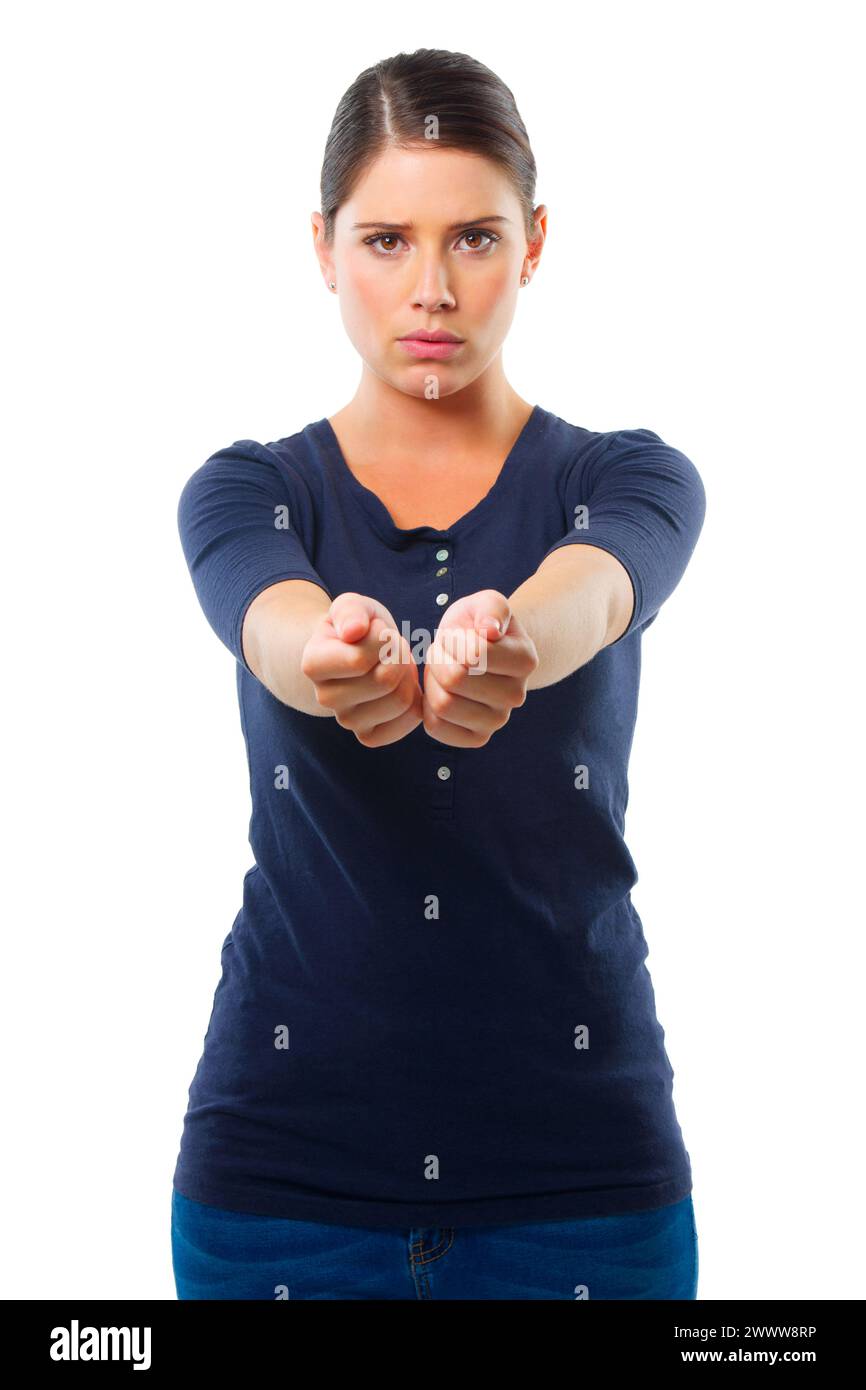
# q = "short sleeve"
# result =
<box><xmin>542</xmin><ymin>428</ymin><xmax>707</xmax><ymax>643</ymax></box>
<box><xmin>177</xmin><ymin>439</ymin><xmax>333</xmax><ymax>672</ymax></box>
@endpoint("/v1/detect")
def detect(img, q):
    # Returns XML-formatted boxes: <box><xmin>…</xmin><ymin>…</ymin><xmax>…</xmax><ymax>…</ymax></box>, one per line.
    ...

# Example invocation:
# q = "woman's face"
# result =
<box><xmin>314</xmin><ymin>146</ymin><xmax>543</xmax><ymax>398</ymax></box>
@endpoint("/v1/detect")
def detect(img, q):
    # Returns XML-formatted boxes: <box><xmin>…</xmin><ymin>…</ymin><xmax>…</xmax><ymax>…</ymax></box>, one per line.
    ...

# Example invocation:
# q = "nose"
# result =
<box><xmin>410</xmin><ymin>256</ymin><xmax>456</xmax><ymax>312</ymax></box>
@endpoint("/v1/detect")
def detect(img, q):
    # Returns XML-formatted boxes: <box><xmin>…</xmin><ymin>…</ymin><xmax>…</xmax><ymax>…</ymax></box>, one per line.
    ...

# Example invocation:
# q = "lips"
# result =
<box><xmin>398</xmin><ymin>330</ymin><xmax>464</xmax><ymax>343</ymax></box>
<box><xmin>397</xmin><ymin>336</ymin><xmax>465</xmax><ymax>359</ymax></box>
<box><xmin>396</xmin><ymin>329</ymin><xmax>466</xmax><ymax>360</ymax></box>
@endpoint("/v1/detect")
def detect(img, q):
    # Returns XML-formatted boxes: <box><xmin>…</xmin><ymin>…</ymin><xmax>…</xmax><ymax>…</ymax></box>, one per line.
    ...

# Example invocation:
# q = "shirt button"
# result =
<box><xmin>436</xmin><ymin>566</ymin><xmax>448</xmax><ymax>576</ymax></box>
<box><xmin>435</xmin><ymin>547</ymin><xmax>449</xmax><ymax>561</ymax></box>
<box><xmin>435</xmin><ymin>593</ymin><xmax>449</xmax><ymax>606</ymax></box>
<box><xmin>437</xmin><ymin>766</ymin><xmax>451</xmax><ymax>780</ymax></box>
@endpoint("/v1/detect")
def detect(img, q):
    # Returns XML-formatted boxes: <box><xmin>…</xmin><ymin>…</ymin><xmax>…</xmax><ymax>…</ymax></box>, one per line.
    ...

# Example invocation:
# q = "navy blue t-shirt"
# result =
<box><xmin>173</xmin><ymin>404</ymin><xmax>706</xmax><ymax>1228</ymax></box>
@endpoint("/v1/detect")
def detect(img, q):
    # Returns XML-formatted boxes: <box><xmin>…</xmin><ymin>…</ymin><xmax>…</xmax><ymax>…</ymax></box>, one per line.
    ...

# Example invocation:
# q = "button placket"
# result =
<box><xmin>427</xmin><ymin>540</ymin><xmax>455</xmax><ymax>817</ymax></box>
<box><xmin>431</xmin><ymin>542</ymin><xmax>453</xmax><ymax>611</ymax></box>
<box><xmin>433</xmin><ymin>542</ymin><xmax>451</xmax><ymax>610</ymax></box>
<box><xmin>429</xmin><ymin>752</ymin><xmax>455</xmax><ymax>815</ymax></box>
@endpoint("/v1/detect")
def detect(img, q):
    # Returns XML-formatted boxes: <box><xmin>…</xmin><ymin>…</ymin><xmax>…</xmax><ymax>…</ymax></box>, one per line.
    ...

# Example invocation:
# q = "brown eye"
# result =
<box><xmin>457</xmin><ymin>230</ymin><xmax>500</xmax><ymax>252</ymax></box>
<box><xmin>364</xmin><ymin>233</ymin><xmax>405</xmax><ymax>255</ymax></box>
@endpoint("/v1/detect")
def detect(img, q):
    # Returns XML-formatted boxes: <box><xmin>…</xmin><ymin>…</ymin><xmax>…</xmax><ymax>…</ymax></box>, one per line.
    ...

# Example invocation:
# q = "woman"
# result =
<box><xmin>171</xmin><ymin>47</ymin><xmax>706</xmax><ymax>1301</ymax></box>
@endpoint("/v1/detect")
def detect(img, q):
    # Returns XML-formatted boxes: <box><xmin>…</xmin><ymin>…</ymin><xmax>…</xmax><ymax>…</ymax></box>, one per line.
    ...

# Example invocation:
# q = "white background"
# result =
<box><xmin>2</xmin><ymin>0</ymin><xmax>863</xmax><ymax>1300</ymax></box>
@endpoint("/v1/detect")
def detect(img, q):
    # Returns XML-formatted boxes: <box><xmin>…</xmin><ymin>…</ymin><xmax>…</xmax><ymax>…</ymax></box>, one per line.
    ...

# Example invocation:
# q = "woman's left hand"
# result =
<box><xmin>422</xmin><ymin>590</ymin><xmax>539</xmax><ymax>747</ymax></box>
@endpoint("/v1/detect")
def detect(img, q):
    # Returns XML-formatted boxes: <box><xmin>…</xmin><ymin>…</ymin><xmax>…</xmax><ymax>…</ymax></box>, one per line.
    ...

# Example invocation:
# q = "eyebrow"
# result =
<box><xmin>350</xmin><ymin>216</ymin><xmax>512</xmax><ymax>231</ymax></box>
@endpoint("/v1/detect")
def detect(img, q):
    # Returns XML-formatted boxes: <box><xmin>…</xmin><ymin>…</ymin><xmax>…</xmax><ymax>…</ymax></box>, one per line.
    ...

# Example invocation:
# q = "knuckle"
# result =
<box><xmin>347</xmin><ymin>648</ymin><xmax>369</xmax><ymax>673</ymax></box>
<box><xmin>300</xmin><ymin>650</ymin><xmax>319</xmax><ymax>679</ymax></box>
<box><xmin>438</xmin><ymin>666</ymin><xmax>462</xmax><ymax>695</ymax></box>
<box><xmin>429</xmin><ymin>685</ymin><xmax>451</xmax><ymax>715</ymax></box>
<box><xmin>375</xmin><ymin>658</ymin><xmax>402</xmax><ymax>690</ymax></box>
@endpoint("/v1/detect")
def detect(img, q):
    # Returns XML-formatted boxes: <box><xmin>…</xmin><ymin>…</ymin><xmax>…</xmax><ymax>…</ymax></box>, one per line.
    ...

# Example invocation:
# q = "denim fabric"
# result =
<box><xmin>171</xmin><ymin>1187</ymin><xmax>698</xmax><ymax>1300</ymax></box>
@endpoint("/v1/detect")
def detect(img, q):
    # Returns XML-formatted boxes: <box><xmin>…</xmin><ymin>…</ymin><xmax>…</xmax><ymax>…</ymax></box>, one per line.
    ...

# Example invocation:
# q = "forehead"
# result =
<box><xmin>336</xmin><ymin>146</ymin><xmax>517</xmax><ymax>228</ymax></box>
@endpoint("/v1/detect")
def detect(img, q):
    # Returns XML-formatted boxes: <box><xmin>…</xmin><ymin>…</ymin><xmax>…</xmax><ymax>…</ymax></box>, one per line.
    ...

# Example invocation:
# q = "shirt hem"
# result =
<box><xmin>172</xmin><ymin>1168</ymin><xmax>693</xmax><ymax>1230</ymax></box>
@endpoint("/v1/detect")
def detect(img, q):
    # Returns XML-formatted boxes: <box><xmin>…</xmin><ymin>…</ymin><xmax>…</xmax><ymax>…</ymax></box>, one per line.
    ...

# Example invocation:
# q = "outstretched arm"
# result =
<box><xmin>242</xmin><ymin>579</ymin><xmax>333</xmax><ymax>715</ymax></box>
<box><xmin>418</xmin><ymin>553</ymin><xmax>630</xmax><ymax>748</ymax></box>
<box><xmin>509</xmin><ymin>542</ymin><xmax>635</xmax><ymax>690</ymax></box>
<box><xmin>421</xmin><ymin>428</ymin><xmax>706</xmax><ymax>741</ymax></box>
<box><xmin>515</xmin><ymin>426</ymin><xmax>707</xmax><ymax>688</ymax></box>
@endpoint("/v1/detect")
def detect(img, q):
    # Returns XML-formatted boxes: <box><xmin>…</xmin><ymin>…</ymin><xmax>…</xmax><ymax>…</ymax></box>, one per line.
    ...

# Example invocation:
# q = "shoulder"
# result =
<box><xmin>576</xmin><ymin>422</ymin><xmax>704</xmax><ymax>501</ymax></box>
<box><xmin>175</xmin><ymin>426</ymin><xmax>330</xmax><ymax>563</ymax></box>
<box><xmin>538</xmin><ymin>410</ymin><xmax>705</xmax><ymax>520</ymax></box>
<box><xmin>178</xmin><ymin>423</ymin><xmax>325</xmax><ymax>515</ymax></box>
<box><xmin>598</xmin><ymin>427</ymin><xmax>705</xmax><ymax>503</ymax></box>
<box><xmin>530</xmin><ymin>407</ymin><xmax>609</xmax><ymax>494</ymax></box>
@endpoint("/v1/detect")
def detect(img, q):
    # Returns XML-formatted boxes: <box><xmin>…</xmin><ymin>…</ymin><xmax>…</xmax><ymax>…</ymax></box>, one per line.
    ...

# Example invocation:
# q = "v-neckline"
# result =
<box><xmin>315</xmin><ymin>404</ymin><xmax>545</xmax><ymax>546</ymax></box>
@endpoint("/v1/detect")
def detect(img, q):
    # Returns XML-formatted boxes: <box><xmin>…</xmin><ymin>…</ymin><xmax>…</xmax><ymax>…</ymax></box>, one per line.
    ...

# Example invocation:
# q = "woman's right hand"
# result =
<box><xmin>300</xmin><ymin>593</ymin><xmax>423</xmax><ymax>746</ymax></box>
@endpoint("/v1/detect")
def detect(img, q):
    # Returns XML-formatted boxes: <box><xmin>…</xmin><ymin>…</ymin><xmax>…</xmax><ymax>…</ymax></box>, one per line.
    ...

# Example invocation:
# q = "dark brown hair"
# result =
<box><xmin>319</xmin><ymin>48</ymin><xmax>537</xmax><ymax>245</ymax></box>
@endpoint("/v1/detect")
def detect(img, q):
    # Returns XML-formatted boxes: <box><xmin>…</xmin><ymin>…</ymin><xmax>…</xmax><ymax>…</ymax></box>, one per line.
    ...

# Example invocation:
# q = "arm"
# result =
<box><xmin>243</xmin><ymin>583</ymin><xmax>425</xmax><ymax>734</ymax></box>
<box><xmin>512</xmin><ymin>427</ymin><xmax>707</xmax><ymax>690</ymax></box>
<box><xmin>509</xmin><ymin>542</ymin><xmax>635</xmax><ymax>691</ymax></box>
<box><xmin>177</xmin><ymin>439</ymin><xmax>335</xmax><ymax>713</ymax></box>
<box><xmin>241</xmin><ymin>579</ymin><xmax>334</xmax><ymax>715</ymax></box>
<box><xmin>419</xmin><ymin>429</ymin><xmax>705</xmax><ymax>743</ymax></box>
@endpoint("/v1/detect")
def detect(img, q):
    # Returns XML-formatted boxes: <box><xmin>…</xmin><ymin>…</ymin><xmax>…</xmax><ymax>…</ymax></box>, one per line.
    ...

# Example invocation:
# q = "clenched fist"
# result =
<box><xmin>300</xmin><ymin>593</ymin><xmax>423</xmax><ymax>747</ymax></box>
<box><xmin>422</xmin><ymin>590</ymin><xmax>539</xmax><ymax>748</ymax></box>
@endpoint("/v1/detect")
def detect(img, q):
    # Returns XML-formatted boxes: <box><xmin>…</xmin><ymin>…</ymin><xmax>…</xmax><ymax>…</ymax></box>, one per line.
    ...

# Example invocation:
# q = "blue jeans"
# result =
<box><xmin>171</xmin><ymin>1188</ymin><xmax>699</xmax><ymax>1300</ymax></box>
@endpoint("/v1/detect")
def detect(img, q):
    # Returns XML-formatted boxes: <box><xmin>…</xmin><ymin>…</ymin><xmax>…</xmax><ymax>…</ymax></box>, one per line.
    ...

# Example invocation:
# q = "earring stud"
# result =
<box><xmin>329</xmin><ymin>281</ymin><xmax>336</xmax><ymax>290</ymax></box>
<box><xmin>521</xmin><ymin>275</ymin><xmax>529</xmax><ymax>286</ymax></box>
